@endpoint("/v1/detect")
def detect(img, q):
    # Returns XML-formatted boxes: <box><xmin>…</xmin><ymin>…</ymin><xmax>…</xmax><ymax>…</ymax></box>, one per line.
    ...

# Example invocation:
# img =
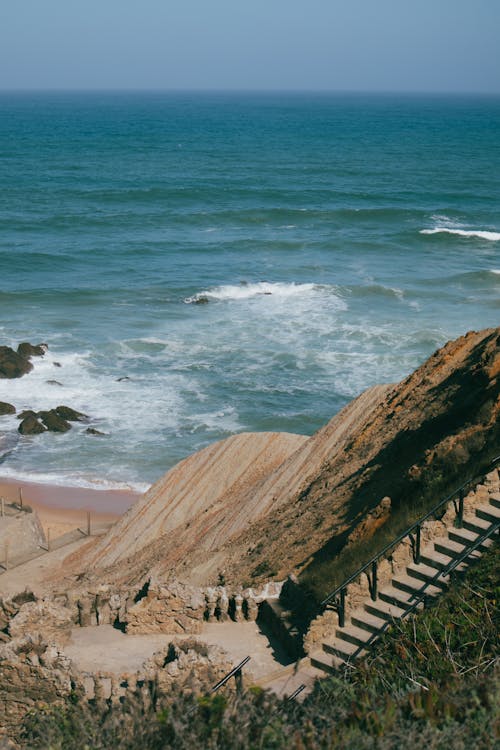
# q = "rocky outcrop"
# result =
<box><xmin>0</xmin><ymin>403</ymin><xmax>15</xmax><ymax>416</ymax></box>
<box><xmin>0</xmin><ymin>347</ymin><xmax>33</xmax><ymax>379</ymax></box>
<box><xmin>8</xmin><ymin>601</ymin><xmax>74</xmax><ymax>645</ymax></box>
<box><xmin>16</xmin><ymin>406</ymin><xmax>88</xmax><ymax>435</ymax></box>
<box><xmin>54</xmin><ymin>405</ymin><xmax>87</xmax><ymax>422</ymax></box>
<box><xmin>38</xmin><ymin>410</ymin><xmax>71</xmax><ymax>433</ymax></box>
<box><xmin>86</xmin><ymin>427</ymin><xmax>105</xmax><ymax>436</ymax></box>
<box><xmin>18</xmin><ymin>415</ymin><xmax>46</xmax><ymax>435</ymax></box>
<box><xmin>17</xmin><ymin>342</ymin><xmax>47</xmax><ymax>359</ymax></box>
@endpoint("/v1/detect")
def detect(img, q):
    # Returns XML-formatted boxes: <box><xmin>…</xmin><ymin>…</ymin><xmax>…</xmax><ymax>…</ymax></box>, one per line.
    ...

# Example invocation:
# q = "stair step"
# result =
<box><xmin>434</xmin><ymin>537</ymin><xmax>468</xmax><ymax>558</ymax></box>
<box><xmin>392</xmin><ymin>574</ymin><xmax>444</xmax><ymax>599</ymax></box>
<box><xmin>448</xmin><ymin>527</ymin><xmax>493</xmax><ymax>549</ymax></box>
<box><xmin>489</xmin><ymin>493</ymin><xmax>500</xmax><ymax>509</ymax></box>
<box><xmin>407</xmin><ymin>561</ymin><xmax>450</xmax><ymax>586</ymax></box>
<box><xmin>323</xmin><ymin>637</ymin><xmax>366</xmax><ymax>661</ymax></box>
<box><xmin>310</xmin><ymin>650</ymin><xmax>341</xmax><ymax>675</ymax></box>
<box><xmin>364</xmin><ymin>599</ymin><xmax>406</xmax><ymax>622</ymax></box>
<box><xmin>378</xmin><ymin>586</ymin><xmax>414</xmax><ymax>610</ymax></box>
<box><xmin>462</xmin><ymin>514</ymin><xmax>492</xmax><ymax>535</ymax></box>
<box><xmin>475</xmin><ymin>503</ymin><xmax>500</xmax><ymax>524</ymax></box>
<box><xmin>336</xmin><ymin>624</ymin><xmax>375</xmax><ymax>647</ymax></box>
<box><xmin>436</xmin><ymin>536</ymin><xmax>488</xmax><ymax>566</ymax></box>
<box><xmin>419</xmin><ymin>549</ymin><xmax>454</xmax><ymax>571</ymax></box>
<box><xmin>350</xmin><ymin>611</ymin><xmax>387</xmax><ymax>634</ymax></box>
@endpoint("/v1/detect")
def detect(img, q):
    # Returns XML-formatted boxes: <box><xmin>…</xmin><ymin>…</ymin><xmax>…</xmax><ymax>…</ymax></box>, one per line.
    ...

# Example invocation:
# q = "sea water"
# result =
<box><xmin>0</xmin><ymin>92</ymin><xmax>499</xmax><ymax>491</ymax></box>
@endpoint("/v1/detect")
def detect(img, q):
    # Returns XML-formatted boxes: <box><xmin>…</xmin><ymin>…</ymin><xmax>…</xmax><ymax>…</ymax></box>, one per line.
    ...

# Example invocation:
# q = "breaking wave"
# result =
<box><xmin>185</xmin><ymin>281</ymin><xmax>318</xmax><ymax>303</ymax></box>
<box><xmin>420</xmin><ymin>228</ymin><xmax>500</xmax><ymax>241</ymax></box>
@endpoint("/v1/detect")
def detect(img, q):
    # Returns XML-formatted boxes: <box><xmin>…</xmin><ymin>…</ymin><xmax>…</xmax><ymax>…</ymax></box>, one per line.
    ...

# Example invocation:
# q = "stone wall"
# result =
<box><xmin>1</xmin><ymin>577</ymin><xmax>284</xmax><ymax>647</ymax></box>
<box><xmin>0</xmin><ymin>636</ymin><xmax>73</xmax><ymax>739</ymax></box>
<box><xmin>78</xmin><ymin>638</ymin><xmax>238</xmax><ymax>705</ymax></box>
<box><xmin>0</xmin><ymin>633</ymin><xmax>246</xmax><ymax>739</ymax></box>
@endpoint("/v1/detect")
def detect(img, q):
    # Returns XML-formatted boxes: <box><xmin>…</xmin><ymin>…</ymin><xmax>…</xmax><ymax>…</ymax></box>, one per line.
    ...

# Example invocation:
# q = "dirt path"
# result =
<box><xmin>64</xmin><ymin>621</ymin><xmax>294</xmax><ymax>681</ymax></box>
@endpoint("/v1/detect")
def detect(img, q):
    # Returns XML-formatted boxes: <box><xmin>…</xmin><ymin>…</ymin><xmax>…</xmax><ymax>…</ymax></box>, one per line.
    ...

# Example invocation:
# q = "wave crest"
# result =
<box><xmin>185</xmin><ymin>281</ymin><xmax>318</xmax><ymax>303</ymax></box>
<box><xmin>420</xmin><ymin>227</ymin><xmax>500</xmax><ymax>241</ymax></box>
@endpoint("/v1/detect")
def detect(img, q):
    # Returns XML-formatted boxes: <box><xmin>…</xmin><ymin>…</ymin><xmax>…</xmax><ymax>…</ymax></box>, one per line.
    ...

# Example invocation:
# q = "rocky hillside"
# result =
<box><xmin>68</xmin><ymin>327</ymin><xmax>500</xmax><ymax>591</ymax></box>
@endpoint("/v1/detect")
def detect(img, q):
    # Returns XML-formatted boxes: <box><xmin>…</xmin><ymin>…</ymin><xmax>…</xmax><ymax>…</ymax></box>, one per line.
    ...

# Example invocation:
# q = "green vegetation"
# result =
<box><xmin>20</xmin><ymin>542</ymin><xmax>499</xmax><ymax>749</ymax></box>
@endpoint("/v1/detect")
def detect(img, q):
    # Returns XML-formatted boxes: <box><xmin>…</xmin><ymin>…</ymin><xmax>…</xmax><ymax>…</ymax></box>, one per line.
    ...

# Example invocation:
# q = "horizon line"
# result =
<box><xmin>1</xmin><ymin>87</ymin><xmax>499</xmax><ymax>97</ymax></box>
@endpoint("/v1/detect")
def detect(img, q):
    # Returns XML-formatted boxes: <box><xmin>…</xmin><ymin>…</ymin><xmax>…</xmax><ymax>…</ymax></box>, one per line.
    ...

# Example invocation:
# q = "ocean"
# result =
<box><xmin>0</xmin><ymin>92</ymin><xmax>499</xmax><ymax>492</ymax></box>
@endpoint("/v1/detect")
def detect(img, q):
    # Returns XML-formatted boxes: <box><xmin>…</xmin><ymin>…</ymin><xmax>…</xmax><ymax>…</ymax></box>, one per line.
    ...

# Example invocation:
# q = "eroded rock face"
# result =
<box><xmin>0</xmin><ymin>402</ymin><xmax>15</xmax><ymax>416</ymax></box>
<box><xmin>0</xmin><ymin>346</ymin><xmax>33</xmax><ymax>379</ymax></box>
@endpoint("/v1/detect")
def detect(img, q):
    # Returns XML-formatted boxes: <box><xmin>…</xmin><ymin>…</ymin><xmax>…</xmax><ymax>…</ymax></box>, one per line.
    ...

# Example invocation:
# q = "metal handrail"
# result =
<box><xmin>210</xmin><ymin>656</ymin><xmax>251</xmax><ymax>693</ymax></box>
<box><xmin>286</xmin><ymin>684</ymin><xmax>306</xmax><ymax>701</ymax></box>
<box><xmin>344</xmin><ymin>517</ymin><xmax>500</xmax><ymax>663</ymax></box>
<box><xmin>321</xmin><ymin>455</ymin><xmax>500</xmax><ymax>610</ymax></box>
<box><xmin>187</xmin><ymin>656</ymin><xmax>251</xmax><ymax>715</ymax></box>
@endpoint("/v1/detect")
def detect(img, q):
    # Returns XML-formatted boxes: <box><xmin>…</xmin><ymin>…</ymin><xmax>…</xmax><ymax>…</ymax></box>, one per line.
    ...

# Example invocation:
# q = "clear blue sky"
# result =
<box><xmin>1</xmin><ymin>0</ymin><xmax>499</xmax><ymax>92</ymax></box>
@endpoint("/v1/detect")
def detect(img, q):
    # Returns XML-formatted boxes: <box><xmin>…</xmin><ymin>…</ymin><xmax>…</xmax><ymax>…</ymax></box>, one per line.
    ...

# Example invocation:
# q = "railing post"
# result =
<box><xmin>457</xmin><ymin>489</ymin><xmax>464</xmax><ymax>528</ymax></box>
<box><xmin>414</xmin><ymin>525</ymin><xmax>421</xmax><ymax>564</ymax></box>
<box><xmin>371</xmin><ymin>560</ymin><xmax>378</xmax><ymax>600</ymax></box>
<box><xmin>234</xmin><ymin>668</ymin><xmax>243</xmax><ymax>694</ymax></box>
<box><xmin>339</xmin><ymin>587</ymin><xmax>346</xmax><ymax>628</ymax></box>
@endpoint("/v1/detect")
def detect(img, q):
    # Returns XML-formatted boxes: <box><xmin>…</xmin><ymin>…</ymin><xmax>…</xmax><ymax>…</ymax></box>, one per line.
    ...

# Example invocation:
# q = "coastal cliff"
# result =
<box><xmin>66</xmin><ymin>327</ymin><xmax>500</xmax><ymax>592</ymax></box>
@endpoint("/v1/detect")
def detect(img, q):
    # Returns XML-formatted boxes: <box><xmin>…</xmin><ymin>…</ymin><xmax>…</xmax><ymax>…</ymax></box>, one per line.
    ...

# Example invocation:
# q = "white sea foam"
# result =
<box><xmin>421</xmin><ymin>227</ymin><xmax>500</xmax><ymax>241</ymax></box>
<box><xmin>185</xmin><ymin>281</ymin><xmax>332</xmax><ymax>303</ymax></box>
<box><xmin>0</xmin><ymin>466</ymin><xmax>149</xmax><ymax>493</ymax></box>
<box><xmin>185</xmin><ymin>281</ymin><xmax>316</xmax><ymax>302</ymax></box>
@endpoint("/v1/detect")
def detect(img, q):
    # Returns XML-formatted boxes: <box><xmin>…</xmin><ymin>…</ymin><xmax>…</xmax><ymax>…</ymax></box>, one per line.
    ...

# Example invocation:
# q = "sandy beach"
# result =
<box><xmin>0</xmin><ymin>477</ymin><xmax>142</xmax><ymax>538</ymax></box>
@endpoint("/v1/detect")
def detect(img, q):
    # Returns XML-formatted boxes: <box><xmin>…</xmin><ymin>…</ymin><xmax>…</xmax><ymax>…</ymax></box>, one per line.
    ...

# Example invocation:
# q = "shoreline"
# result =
<box><xmin>0</xmin><ymin>476</ymin><xmax>142</xmax><ymax>538</ymax></box>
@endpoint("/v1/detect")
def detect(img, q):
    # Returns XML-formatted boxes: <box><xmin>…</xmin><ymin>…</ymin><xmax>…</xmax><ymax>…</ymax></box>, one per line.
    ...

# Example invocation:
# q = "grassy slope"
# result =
<box><xmin>21</xmin><ymin>542</ymin><xmax>499</xmax><ymax>749</ymax></box>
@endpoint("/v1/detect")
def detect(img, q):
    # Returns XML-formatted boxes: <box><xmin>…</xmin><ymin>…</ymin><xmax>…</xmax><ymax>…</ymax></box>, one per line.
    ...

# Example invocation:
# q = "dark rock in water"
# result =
<box><xmin>54</xmin><ymin>405</ymin><xmax>88</xmax><ymax>422</ymax></box>
<box><xmin>0</xmin><ymin>346</ymin><xmax>33</xmax><ymax>379</ymax></box>
<box><xmin>46</xmin><ymin>380</ymin><xmax>63</xmax><ymax>386</ymax></box>
<box><xmin>18</xmin><ymin>415</ymin><xmax>46</xmax><ymax>435</ymax></box>
<box><xmin>53</xmin><ymin>361</ymin><xmax>62</xmax><ymax>368</ymax></box>
<box><xmin>17</xmin><ymin>410</ymin><xmax>38</xmax><ymax>421</ymax></box>
<box><xmin>17</xmin><ymin>342</ymin><xmax>48</xmax><ymax>359</ymax></box>
<box><xmin>38</xmin><ymin>410</ymin><xmax>71</xmax><ymax>433</ymax></box>
<box><xmin>194</xmin><ymin>296</ymin><xmax>209</xmax><ymax>305</ymax></box>
<box><xmin>0</xmin><ymin>402</ymin><xmax>16</xmax><ymax>416</ymax></box>
<box><xmin>116</xmin><ymin>376</ymin><xmax>131</xmax><ymax>382</ymax></box>
<box><xmin>86</xmin><ymin>427</ymin><xmax>105</xmax><ymax>436</ymax></box>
